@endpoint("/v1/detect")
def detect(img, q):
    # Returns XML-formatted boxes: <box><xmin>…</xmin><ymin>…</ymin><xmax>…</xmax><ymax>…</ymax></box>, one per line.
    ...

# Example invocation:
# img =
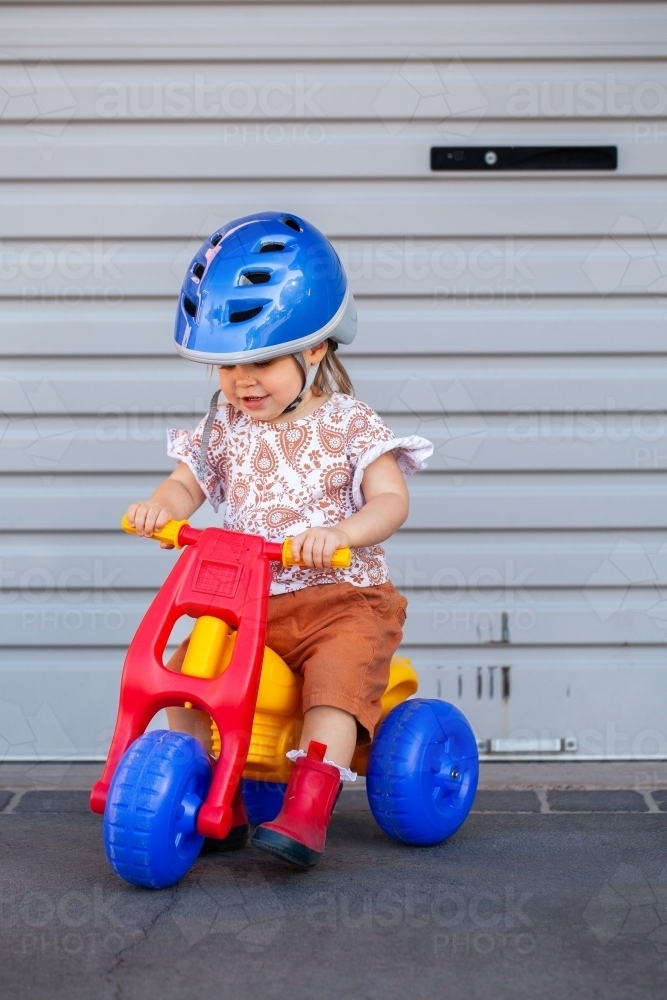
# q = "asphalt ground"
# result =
<box><xmin>1</xmin><ymin>767</ymin><xmax>666</xmax><ymax>1000</ymax></box>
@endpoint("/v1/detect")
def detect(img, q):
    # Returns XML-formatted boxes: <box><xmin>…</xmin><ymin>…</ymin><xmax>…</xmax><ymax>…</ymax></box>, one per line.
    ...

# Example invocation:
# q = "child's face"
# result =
<box><xmin>217</xmin><ymin>354</ymin><xmax>307</xmax><ymax>421</ymax></box>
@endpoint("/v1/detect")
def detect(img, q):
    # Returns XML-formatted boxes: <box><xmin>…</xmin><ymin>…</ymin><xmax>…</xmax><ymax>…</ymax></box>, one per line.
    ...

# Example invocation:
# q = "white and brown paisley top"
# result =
<box><xmin>168</xmin><ymin>392</ymin><xmax>433</xmax><ymax>595</ymax></box>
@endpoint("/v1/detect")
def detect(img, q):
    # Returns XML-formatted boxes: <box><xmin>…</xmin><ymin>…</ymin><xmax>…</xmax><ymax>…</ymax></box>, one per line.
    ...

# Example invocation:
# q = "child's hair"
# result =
<box><xmin>312</xmin><ymin>340</ymin><xmax>354</xmax><ymax>396</ymax></box>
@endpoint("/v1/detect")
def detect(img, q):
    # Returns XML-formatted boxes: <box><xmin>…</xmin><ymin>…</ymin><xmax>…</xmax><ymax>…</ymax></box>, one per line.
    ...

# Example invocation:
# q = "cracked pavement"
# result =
<box><xmin>1</xmin><ymin>786</ymin><xmax>667</xmax><ymax>1000</ymax></box>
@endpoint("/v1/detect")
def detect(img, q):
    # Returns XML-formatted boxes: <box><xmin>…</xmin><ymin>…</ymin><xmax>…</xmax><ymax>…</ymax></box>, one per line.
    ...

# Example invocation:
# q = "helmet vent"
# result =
<box><xmin>283</xmin><ymin>217</ymin><xmax>301</xmax><ymax>232</ymax></box>
<box><xmin>182</xmin><ymin>296</ymin><xmax>197</xmax><ymax>319</ymax></box>
<box><xmin>258</xmin><ymin>242</ymin><xmax>284</xmax><ymax>253</ymax></box>
<box><xmin>192</xmin><ymin>262</ymin><xmax>205</xmax><ymax>280</ymax></box>
<box><xmin>210</xmin><ymin>233</ymin><xmax>222</xmax><ymax>246</ymax></box>
<box><xmin>229</xmin><ymin>305</ymin><xmax>264</xmax><ymax>323</ymax></box>
<box><xmin>239</xmin><ymin>270</ymin><xmax>271</xmax><ymax>286</ymax></box>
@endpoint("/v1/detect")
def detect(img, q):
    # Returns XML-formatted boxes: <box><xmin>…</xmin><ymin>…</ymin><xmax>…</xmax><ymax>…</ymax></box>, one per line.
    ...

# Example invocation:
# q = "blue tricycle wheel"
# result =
<box><xmin>242</xmin><ymin>779</ymin><xmax>287</xmax><ymax>826</ymax></box>
<box><xmin>104</xmin><ymin>730</ymin><xmax>212</xmax><ymax>889</ymax></box>
<box><xmin>367</xmin><ymin>699</ymin><xmax>478</xmax><ymax>847</ymax></box>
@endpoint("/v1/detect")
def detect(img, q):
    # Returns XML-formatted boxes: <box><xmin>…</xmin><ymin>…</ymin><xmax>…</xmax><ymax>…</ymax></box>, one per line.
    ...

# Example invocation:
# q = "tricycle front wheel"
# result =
<box><xmin>367</xmin><ymin>699</ymin><xmax>478</xmax><ymax>846</ymax></box>
<box><xmin>103</xmin><ymin>730</ymin><xmax>212</xmax><ymax>889</ymax></box>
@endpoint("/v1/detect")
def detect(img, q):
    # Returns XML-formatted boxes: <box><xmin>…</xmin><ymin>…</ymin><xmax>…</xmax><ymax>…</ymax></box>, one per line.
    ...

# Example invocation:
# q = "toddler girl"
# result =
<box><xmin>126</xmin><ymin>212</ymin><xmax>432</xmax><ymax>868</ymax></box>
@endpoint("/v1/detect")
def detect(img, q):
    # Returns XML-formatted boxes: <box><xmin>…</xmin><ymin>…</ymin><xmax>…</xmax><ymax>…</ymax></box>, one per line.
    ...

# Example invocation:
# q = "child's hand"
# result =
<box><xmin>126</xmin><ymin>502</ymin><xmax>175</xmax><ymax>548</ymax></box>
<box><xmin>290</xmin><ymin>526</ymin><xmax>351</xmax><ymax>569</ymax></box>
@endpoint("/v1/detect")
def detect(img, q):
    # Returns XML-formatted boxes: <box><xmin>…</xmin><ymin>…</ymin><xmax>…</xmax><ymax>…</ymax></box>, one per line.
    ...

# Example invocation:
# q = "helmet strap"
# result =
<box><xmin>198</xmin><ymin>389</ymin><xmax>222</xmax><ymax>481</ymax></box>
<box><xmin>198</xmin><ymin>356</ymin><xmax>319</xmax><ymax>474</ymax></box>
<box><xmin>282</xmin><ymin>352</ymin><xmax>319</xmax><ymax>414</ymax></box>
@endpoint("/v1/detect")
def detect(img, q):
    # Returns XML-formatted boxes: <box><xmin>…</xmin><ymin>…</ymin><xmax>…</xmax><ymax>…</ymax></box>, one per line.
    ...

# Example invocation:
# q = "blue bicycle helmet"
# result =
<box><xmin>174</xmin><ymin>212</ymin><xmax>356</xmax><ymax>369</ymax></box>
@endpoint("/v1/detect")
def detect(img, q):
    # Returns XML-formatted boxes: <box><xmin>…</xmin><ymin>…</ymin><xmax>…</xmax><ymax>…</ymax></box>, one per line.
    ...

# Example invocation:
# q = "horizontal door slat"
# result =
<box><xmin>4</xmin><ymin>355</ymin><xmax>667</xmax><ymax>412</ymax></box>
<box><xmin>2</xmin><ymin>61</ymin><xmax>665</xmax><ymax>124</ymax></box>
<box><xmin>2</xmin><ymin>587</ymin><xmax>665</xmax><ymax>647</ymax></box>
<box><xmin>1</xmin><ymin>237</ymin><xmax>665</xmax><ymax>297</ymax></box>
<box><xmin>403</xmin><ymin>590</ymin><xmax>667</xmax><ymax>646</ymax></box>
<box><xmin>2</xmin><ymin>179</ymin><xmax>666</xmax><ymax>239</ymax></box>
<box><xmin>2</xmin><ymin>415</ymin><xmax>667</xmax><ymax>472</ymax></box>
<box><xmin>2</xmin><ymin>298</ymin><xmax>665</xmax><ymax>357</ymax></box>
<box><xmin>3</xmin><ymin>4</ymin><xmax>664</xmax><ymax>61</ymax></box>
<box><xmin>2</xmin><ymin>472</ymin><xmax>667</xmax><ymax>531</ymax></box>
<box><xmin>4</xmin><ymin>529</ymin><xmax>667</xmax><ymax>590</ymax></box>
<box><xmin>398</xmin><ymin>646</ymin><xmax>667</xmax><ymax>668</ymax></box>
<box><xmin>409</xmin><ymin>473</ymin><xmax>667</xmax><ymax>529</ymax></box>
<box><xmin>1</xmin><ymin>121</ymin><xmax>665</xmax><ymax>179</ymax></box>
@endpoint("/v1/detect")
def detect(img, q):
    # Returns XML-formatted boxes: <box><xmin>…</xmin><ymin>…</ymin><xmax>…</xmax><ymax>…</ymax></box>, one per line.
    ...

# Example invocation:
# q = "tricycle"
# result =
<box><xmin>90</xmin><ymin>517</ymin><xmax>479</xmax><ymax>888</ymax></box>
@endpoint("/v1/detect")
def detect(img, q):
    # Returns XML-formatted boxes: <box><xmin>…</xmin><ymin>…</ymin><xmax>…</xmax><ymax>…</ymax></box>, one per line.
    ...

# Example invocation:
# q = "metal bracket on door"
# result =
<box><xmin>477</xmin><ymin>737</ymin><xmax>579</xmax><ymax>754</ymax></box>
<box><xmin>431</xmin><ymin>146</ymin><xmax>617</xmax><ymax>171</ymax></box>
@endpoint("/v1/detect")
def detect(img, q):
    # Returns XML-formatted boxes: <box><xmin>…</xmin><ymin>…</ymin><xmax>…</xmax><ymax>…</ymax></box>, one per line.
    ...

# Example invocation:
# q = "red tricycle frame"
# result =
<box><xmin>90</xmin><ymin>524</ymin><xmax>285</xmax><ymax>840</ymax></box>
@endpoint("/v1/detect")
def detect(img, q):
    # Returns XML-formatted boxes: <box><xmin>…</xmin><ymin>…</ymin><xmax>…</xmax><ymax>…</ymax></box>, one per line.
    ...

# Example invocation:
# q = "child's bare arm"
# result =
<box><xmin>126</xmin><ymin>463</ymin><xmax>206</xmax><ymax>544</ymax></box>
<box><xmin>291</xmin><ymin>451</ymin><xmax>409</xmax><ymax>569</ymax></box>
<box><xmin>338</xmin><ymin>451</ymin><xmax>409</xmax><ymax>547</ymax></box>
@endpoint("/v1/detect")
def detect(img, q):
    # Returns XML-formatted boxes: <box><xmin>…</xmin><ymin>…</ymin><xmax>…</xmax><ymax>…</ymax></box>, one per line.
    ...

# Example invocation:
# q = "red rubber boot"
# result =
<box><xmin>250</xmin><ymin>741</ymin><xmax>342</xmax><ymax>869</ymax></box>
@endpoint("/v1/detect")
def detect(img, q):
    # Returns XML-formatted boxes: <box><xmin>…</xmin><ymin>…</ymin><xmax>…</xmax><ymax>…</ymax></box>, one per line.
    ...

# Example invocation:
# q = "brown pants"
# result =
<box><xmin>167</xmin><ymin>581</ymin><xmax>407</xmax><ymax>744</ymax></box>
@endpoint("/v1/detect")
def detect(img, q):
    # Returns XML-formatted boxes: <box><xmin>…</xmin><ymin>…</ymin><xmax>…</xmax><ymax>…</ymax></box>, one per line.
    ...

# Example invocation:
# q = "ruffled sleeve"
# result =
<box><xmin>167</xmin><ymin>411</ymin><xmax>227</xmax><ymax>512</ymax></box>
<box><xmin>345</xmin><ymin>400</ymin><xmax>434</xmax><ymax>510</ymax></box>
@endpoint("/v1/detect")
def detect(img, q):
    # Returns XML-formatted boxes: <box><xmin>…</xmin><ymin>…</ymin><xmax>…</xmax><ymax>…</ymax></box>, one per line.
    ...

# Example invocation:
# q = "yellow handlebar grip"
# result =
<box><xmin>281</xmin><ymin>537</ymin><xmax>352</xmax><ymax>569</ymax></box>
<box><xmin>329</xmin><ymin>547</ymin><xmax>353</xmax><ymax>569</ymax></box>
<box><xmin>121</xmin><ymin>514</ymin><xmax>189</xmax><ymax>548</ymax></box>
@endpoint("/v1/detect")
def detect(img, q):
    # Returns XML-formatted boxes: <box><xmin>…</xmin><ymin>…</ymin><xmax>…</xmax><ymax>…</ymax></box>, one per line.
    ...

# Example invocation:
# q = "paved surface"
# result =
<box><xmin>2</xmin><ymin>766</ymin><xmax>667</xmax><ymax>1000</ymax></box>
<box><xmin>4</xmin><ymin>758</ymin><xmax>667</xmax><ymax>791</ymax></box>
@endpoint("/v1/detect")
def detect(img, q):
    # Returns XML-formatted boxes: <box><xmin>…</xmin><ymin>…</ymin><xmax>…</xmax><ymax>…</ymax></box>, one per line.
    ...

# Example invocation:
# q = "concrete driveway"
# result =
<box><xmin>1</xmin><ymin>762</ymin><xmax>666</xmax><ymax>1000</ymax></box>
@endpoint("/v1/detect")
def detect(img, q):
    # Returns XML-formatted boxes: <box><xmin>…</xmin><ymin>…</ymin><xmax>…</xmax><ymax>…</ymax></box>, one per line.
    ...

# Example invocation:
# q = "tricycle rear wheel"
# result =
<box><xmin>367</xmin><ymin>699</ymin><xmax>478</xmax><ymax>846</ymax></box>
<box><xmin>103</xmin><ymin>730</ymin><xmax>212</xmax><ymax>888</ymax></box>
<box><xmin>241</xmin><ymin>779</ymin><xmax>287</xmax><ymax>825</ymax></box>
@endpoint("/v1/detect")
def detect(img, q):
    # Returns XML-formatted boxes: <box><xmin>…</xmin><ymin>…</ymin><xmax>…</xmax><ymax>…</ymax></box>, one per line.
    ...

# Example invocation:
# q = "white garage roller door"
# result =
<box><xmin>1</xmin><ymin>3</ymin><xmax>667</xmax><ymax>760</ymax></box>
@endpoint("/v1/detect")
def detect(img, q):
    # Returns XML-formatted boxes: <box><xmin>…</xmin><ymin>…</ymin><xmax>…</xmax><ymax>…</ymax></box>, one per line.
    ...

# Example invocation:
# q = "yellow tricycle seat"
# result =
<box><xmin>180</xmin><ymin>614</ymin><xmax>418</xmax><ymax>782</ymax></box>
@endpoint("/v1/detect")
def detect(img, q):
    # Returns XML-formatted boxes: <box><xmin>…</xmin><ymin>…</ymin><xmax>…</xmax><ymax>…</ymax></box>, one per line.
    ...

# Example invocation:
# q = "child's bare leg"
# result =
<box><xmin>165</xmin><ymin>706</ymin><xmax>213</xmax><ymax>753</ymax></box>
<box><xmin>299</xmin><ymin>705</ymin><xmax>357</xmax><ymax>767</ymax></box>
<box><xmin>252</xmin><ymin>705</ymin><xmax>356</xmax><ymax>865</ymax></box>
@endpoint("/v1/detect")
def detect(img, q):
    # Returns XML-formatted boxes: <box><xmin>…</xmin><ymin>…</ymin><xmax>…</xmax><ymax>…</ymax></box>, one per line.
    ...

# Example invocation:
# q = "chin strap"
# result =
<box><xmin>282</xmin><ymin>353</ymin><xmax>320</xmax><ymax>414</ymax></box>
<box><xmin>197</xmin><ymin>350</ymin><xmax>321</xmax><ymax>477</ymax></box>
<box><xmin>198</xmin><ymin>389</ymin><xmax>221</xmax><ymax>481</ymax></box>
